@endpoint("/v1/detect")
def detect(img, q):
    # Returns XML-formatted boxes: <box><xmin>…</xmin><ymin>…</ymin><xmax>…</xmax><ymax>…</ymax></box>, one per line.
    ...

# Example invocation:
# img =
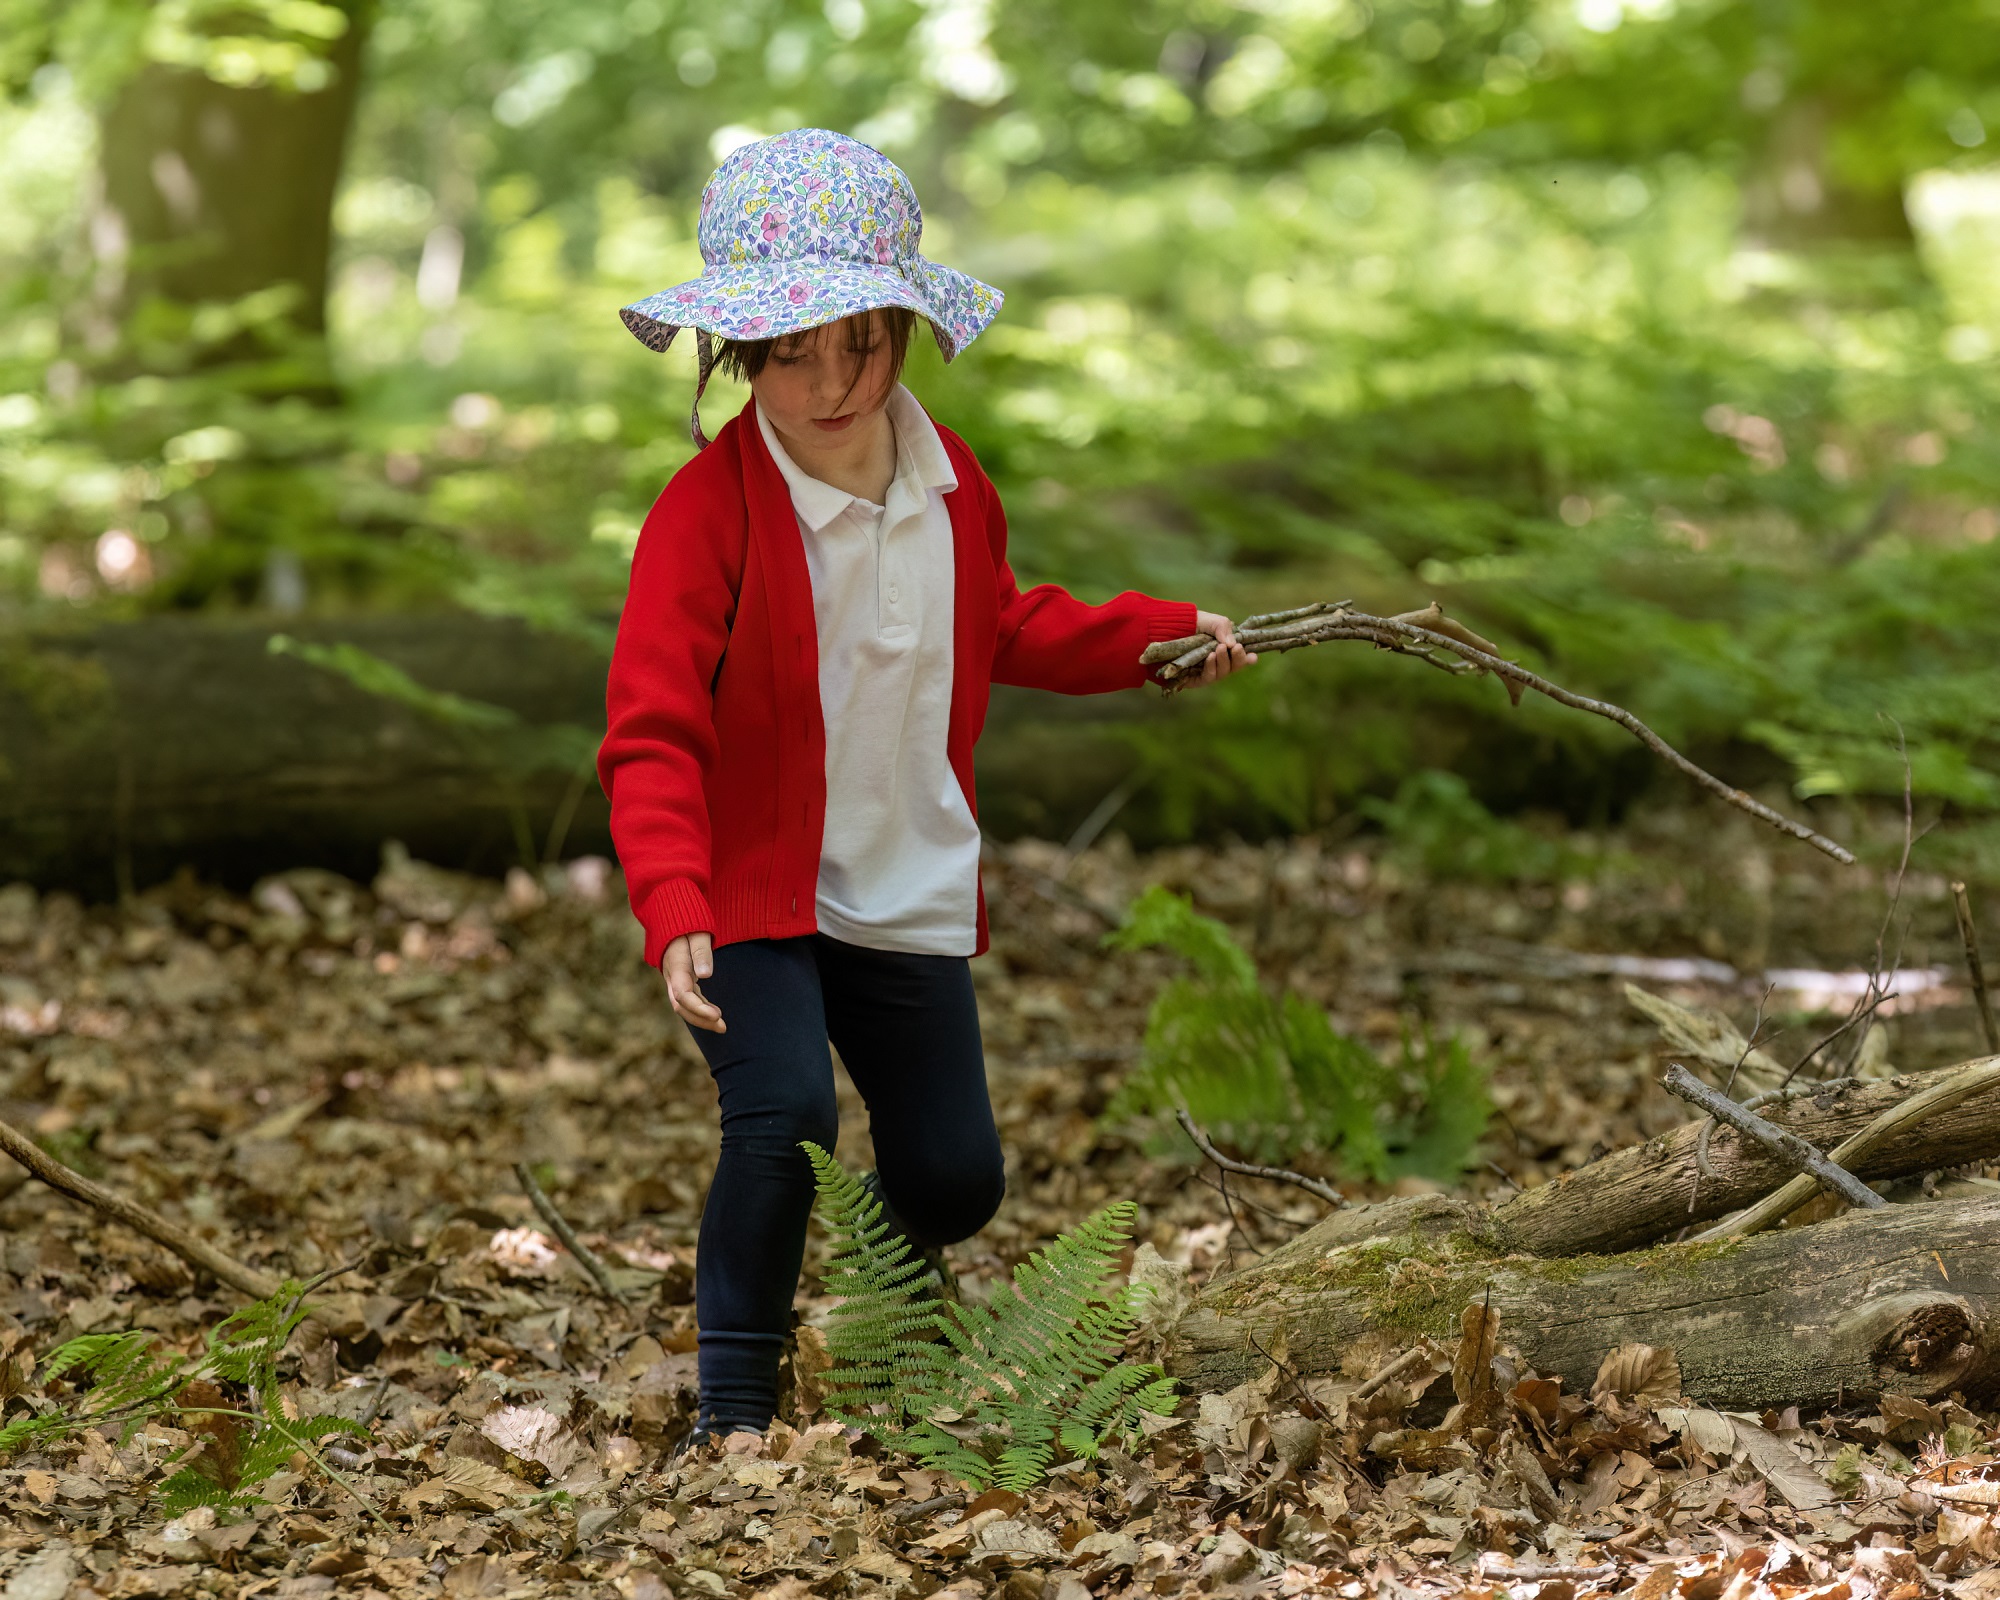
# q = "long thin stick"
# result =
<box><xmin>0</xmin><ymin>1116</ymin><xmax>280</xmax><ymax>1300</ymax></box>
<box><xmin>1139</xmin><ymin>607</ymin><xmax>1854</xmax><ymax>865</ymax></box>
<box><xmin>1175</xmin><ymin>1109</ymin><xmax>1346</xmax><ymax>1209</ymax></box>
<box><xmin>1953</xmin><ymin>881</ymin><xmax>2000</xmax><ymax>1054</ymax></box>
<box><xmin>514</xmin><ymin>1162</ymin><xmax>627</xmax><ymax>1302</ymax></box>
<box><xmin>1661</xmin><ymin>1065</ymin><xmax>1882</xmax><ymax>1212</ymax></box>
<box><xmin>1696</xmin><ymin>1057</ymin><xmax>2000</xmax><ymax>1240</ymax></box>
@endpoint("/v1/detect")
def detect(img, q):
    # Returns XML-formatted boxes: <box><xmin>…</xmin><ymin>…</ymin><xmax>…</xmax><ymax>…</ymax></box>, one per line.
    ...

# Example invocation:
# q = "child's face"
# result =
<box><xmin>749</xmin><ymin>312</ymin><xmax>896</xmax><ymax>446</ymax></box>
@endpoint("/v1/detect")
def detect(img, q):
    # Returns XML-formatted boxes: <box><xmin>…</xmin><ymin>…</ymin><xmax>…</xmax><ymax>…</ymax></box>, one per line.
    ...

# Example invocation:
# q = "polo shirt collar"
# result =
<box><xmin>755</xmin><ymin>384</ymin><xmax>957</xmax><ymax>533</ymax></box>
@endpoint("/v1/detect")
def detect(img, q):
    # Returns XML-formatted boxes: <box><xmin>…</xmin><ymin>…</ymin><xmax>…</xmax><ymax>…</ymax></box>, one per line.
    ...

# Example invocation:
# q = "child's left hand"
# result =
<box><xmin>1190</xmin><ymin>611</ymin><xmax>1257</xmax><ymax>687</ymax></box>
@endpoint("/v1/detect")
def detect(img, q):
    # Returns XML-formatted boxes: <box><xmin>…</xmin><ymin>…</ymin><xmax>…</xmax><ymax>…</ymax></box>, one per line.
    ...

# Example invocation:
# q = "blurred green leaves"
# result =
<box><xmin>4</xmin><ymin>0</ymin><xmax>2000</xmax><ymax>837</ymax></box>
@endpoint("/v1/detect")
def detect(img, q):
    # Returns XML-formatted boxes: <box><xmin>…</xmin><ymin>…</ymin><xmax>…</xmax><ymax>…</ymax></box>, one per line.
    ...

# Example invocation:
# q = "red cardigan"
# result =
<box><xmin>598</xmin><ymin>407</ymin><xmax>1196</xmax><ymax>965</ymax></box>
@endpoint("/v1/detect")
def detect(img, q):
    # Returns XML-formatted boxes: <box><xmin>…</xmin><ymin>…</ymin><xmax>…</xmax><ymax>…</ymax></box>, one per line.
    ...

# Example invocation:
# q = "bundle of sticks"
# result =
<box><xmin>1140</xmin><ymin>599</ymin><xmax>1856</xmax><ymax>865</ymax></box>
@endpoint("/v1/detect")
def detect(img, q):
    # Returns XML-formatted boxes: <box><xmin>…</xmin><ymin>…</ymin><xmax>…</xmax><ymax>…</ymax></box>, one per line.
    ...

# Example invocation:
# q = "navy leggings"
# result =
<box><xmin>685</xmin><ymin>933</ymin><xmax>1005</xmax><ymax>1433</ymax></box>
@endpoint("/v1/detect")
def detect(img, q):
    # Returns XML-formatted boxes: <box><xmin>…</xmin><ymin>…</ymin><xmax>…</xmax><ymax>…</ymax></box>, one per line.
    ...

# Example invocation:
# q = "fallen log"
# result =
<box><xmin>1489</xmin><ymin>1059</ymin><xmax>2000</xmax><ymax>1257</ymax></box>
<box><xmin>1166</xmin><ymin>1192</ymin><xmax>2000</xmax><ymax>1409</ymax></box>
<box><xmin>0</xmin><ymin>613</ymin><xmax>1171</xmax><ymax>894</ymax></box>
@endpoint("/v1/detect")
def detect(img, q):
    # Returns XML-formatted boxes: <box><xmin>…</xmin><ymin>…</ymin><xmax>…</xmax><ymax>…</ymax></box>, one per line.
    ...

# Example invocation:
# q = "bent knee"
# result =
<box><xmin>889</xmin><ymin>1152</ymin><xmax>1005</xmax><ymax>1247</ymax></box>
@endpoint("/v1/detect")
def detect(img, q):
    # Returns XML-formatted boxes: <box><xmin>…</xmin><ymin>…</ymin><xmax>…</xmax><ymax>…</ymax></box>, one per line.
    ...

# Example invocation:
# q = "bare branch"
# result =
<box><xmin>1662</xmin><ymin>1064</ymin><xmax>1883</xmax><ymax>1212</ymax></box>
<box><xmin>1175</xmin><ymin>1108</ymin><xmax>1347</xmax><ymax>1209</ymax></box>
<box><xmin>1697</xmin><ymin>1057</ymin><xmax>2000</xmax><ymax>1240</ymax></box>
<box><xmin>1953</xmin><ymin>880</ymin><xmax>2000</xmax><ymax>1054</ymax></box>
<box><xmin>515</xmin><ymin>1162</ymin><xmax>627</xmax><ymax>1303</ymax></box>
<box><xmin>1138</xmin><ymin>605</ymin><xmax>1854</xmax><ymax>865</ymax></box>
<box><xmin>0</xmin><ymin>1115</ymin><xmax>280</xmax><ymax>1300</ymax></box>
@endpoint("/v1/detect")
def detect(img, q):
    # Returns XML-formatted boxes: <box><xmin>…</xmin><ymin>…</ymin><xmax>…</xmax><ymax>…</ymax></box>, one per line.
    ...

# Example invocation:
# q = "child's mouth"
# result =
<box><xmin>811</xmin><ymin>413</ymin><xmax>857</xmax><ymax>432</ymax></box>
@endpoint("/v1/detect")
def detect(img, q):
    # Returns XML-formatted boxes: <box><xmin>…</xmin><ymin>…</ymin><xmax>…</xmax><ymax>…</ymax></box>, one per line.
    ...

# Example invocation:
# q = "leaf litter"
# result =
<box><xmin>0</xmin><ymin>803</ymin><xmax>1997</xmax><ymax>1596</ymax></box>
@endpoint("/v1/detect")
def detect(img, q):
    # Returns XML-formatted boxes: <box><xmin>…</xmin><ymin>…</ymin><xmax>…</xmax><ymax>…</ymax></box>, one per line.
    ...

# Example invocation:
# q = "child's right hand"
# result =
<box><xmin>663</xmin><ymin>933</ymin><xmax>726</xmax><ymax>1032</ymax></box>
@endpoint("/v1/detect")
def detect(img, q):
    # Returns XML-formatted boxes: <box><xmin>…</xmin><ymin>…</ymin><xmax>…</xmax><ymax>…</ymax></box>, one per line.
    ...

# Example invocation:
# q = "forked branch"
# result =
<box><xmin>1141</xmin><ymin>602</ymin><xmax>1854</xmax><ymax>865</ymax></box>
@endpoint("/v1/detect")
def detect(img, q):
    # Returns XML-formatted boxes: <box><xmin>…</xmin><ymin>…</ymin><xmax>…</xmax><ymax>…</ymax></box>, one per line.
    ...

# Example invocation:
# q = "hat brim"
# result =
<box><xmin>620</xmin><ymin>257</ymin><xmax>1002</xmax><ymax>364</ymax></box>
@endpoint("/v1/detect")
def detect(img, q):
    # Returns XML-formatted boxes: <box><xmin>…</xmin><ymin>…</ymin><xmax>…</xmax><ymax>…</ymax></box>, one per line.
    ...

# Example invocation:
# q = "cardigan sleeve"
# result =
<box><xmin>597</xmin><ymin>472</ymin><xmax>743</xmax><ymax>968</ymax></box>
<box><xmin>977</xmin><ymin>472</ymin><xmax>1195</xmax><ymax>694</ymax></box>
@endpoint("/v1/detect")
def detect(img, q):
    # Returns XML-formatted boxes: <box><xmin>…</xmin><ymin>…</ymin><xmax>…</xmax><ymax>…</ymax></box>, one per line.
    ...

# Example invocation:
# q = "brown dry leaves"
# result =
<box><xmin>0</xmin><ymin>817</ymin><xmax>1994</xmax><ymax>1595</ymax></box>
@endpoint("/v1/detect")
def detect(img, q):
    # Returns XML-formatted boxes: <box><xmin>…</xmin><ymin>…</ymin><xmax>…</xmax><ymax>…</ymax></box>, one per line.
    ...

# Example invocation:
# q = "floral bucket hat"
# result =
<box><xmin>620</xmin><ymin>127</ymin><xmax>1004</xmax><ymax>447</ymax></box>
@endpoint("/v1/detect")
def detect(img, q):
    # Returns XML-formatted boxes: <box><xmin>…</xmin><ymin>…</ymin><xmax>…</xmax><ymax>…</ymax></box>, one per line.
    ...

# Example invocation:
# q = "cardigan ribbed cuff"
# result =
<box><xmin>638</xmin><ymin>877</ymin><xmax>718</xmax><ymax>969</ymax></box>
<box><xmin>1145</xmin><ymin>600</ymin><xmax>1200</xmax><ymax>642</ymax></box>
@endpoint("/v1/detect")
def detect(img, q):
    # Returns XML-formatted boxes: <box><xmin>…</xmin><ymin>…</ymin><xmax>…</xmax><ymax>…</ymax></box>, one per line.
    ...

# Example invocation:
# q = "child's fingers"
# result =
<box><xmin>676</xmin><ymin>984</ymin><xmax>727</xmax><ymax>1032</ymax></box>
<box><xmin>664</xmin><ymin>937</ymin><xmax>726</xmax><ymax>1032</ymax></box>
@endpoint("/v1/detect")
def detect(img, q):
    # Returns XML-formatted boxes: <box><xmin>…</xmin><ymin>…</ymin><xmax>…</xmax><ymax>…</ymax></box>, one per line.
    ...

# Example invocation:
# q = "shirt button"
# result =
<box><xmin>888</xmin><ymin>585</ymin><xmax>900</xmax><ymax>602</ymax></box>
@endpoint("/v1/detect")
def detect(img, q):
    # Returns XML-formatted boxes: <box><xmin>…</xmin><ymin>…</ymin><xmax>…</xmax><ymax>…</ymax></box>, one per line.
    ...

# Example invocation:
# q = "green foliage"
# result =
<box><xmin>1360</xmin><ymin>770</ymin><xmax>1578</xmax><ymax>883</ymax></box>
<box><xmin>6</xmin><ymin>1</ymin><xmax>2000</xmax><ymax>848</ymax></box>
<box><xmin>267</xmin><ymin>633</ymin><xmax>596</xmax><ymax>776</ymax></box>
<box><xmin>1106</xmin><ymin>886</ymin><xmax>1489</xmax><ymax>1180</ymax></box>
<box><xmin>0</xmin><ymin>1281</ymin><xmax>369</xmax><ymax>1512</ymax></box>
<box><xmin>804</xmin><ymin>1143</ymin><xmax>1176</xmax><ymax>1491</ymax></box>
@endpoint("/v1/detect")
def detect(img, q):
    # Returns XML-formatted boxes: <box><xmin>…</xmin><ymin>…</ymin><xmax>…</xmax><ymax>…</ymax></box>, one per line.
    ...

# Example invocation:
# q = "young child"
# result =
<box><xmin>599</xmin><ymin>128</ymin><xmax>1253</xmax><ymax>1442</ymax></box>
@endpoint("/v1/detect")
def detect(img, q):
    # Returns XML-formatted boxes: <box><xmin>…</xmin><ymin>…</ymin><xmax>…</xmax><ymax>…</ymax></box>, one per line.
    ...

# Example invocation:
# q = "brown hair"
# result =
<box><xmin>714</xmin><ymin>306</ymin><xmax>920</xmax><ymax>415</ymax></box>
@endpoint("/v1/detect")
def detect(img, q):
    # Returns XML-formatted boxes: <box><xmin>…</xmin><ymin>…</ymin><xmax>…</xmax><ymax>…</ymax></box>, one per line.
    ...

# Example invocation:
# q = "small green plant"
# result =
<box><xmin>0</xmin><ymin>1282</ymin><xmax>372</xmax><ymax>1517</ymax></box>
<box><xmin>804</xmin><ymin>1144</ymin><xmax>1177</xmax><ymax>1491</ymax></box>
<box><xmin>1359</xmin><ymin>770</ymin><xmax>1576</xmax><ymax>883</ymax></box>
<box><xmin>1106</xmin><ymin>885</ymin><xmax>1490</xmax><ymax>1178</ymax></box>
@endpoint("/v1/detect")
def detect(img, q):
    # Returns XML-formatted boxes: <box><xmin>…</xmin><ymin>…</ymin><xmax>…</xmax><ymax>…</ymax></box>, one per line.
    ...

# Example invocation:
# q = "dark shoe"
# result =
<box><xmin>857</xmin><ymin>1170</ymin><xmax>959</xmax><ymax>1305</ymax></box>
<box><xmin>666</xmin><ymin>1425</ymin><xmax>714</xmax><ymax>1462</ymax></box>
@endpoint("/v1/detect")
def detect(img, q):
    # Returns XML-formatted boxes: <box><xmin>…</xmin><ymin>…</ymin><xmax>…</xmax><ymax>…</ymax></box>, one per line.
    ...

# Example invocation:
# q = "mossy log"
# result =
<box><xmin>0</xmin><ymin>614</ymin><xmax>1164</xmax><ymax>896</ymax></box>
<box><xmin>1488</xmin><ymin>1065</ymin><xmax>2000</xmax><ymax>1257</ymax></box>
<box><xmin>1166</xmin><ymin>1194</ymin><xmax>2000</xmax><ymax>1410</ymax></box>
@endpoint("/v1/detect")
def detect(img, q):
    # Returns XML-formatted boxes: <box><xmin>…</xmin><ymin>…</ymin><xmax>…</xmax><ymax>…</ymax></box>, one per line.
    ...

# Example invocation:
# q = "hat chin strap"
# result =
<box><xmin>690</xmin><ymin>328</ymin><xmax>717</xmax><ymax>449</ymax></box>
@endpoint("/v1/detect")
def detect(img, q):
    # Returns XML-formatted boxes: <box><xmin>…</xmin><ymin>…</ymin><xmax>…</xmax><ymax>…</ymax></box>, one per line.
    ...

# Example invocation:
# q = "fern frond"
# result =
<box><xmin>1107</xmin><ymin>885</ymin><xmax>1490</xmax><ymax>1180</ymax></box>
<box><xmin>43</xmin><ymin>1330</ymin><xmax>187</xmax><ymax>1419</ymax></box>
<box><xmin>808</xmin><ymin>1145</ymin><xmax>1178</xmax><ymax>1489</ymax></box>
<box><xmin>204</xmin><ymin>1282</ymin><xmax>314</xmax><ymax>1410</ymax></box>
<box><xmin>157</xmin><ymin>1469</ymin><xmax>242</xmax><ymax>1516</ymax></box>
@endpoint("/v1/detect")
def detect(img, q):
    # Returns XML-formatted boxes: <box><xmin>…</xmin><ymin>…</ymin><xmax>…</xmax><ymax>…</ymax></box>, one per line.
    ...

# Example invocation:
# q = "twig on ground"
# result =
<box><xmin>1353</xmin><ymin>1345</ymin><xmax>1434</xmax><ymax>1401</ymax></box>
<box><xmin>514</xmin><ymin>1162</ymin><xmax>627</xmax><ymax>1303</ymax></box>
<box><xmin>1697</xmin><ymin>1057</ymin><xmax>2000</xmax><ymax>1240</ymax></box>
<box><xmin>1176</xmin><ymin>1109</ymin><xmax>1347</xmax><ymax>1208</ymax></box>
<box><xmin>0</xmin><ymin>1114</ymin><xmax>281</xmax><ymax>1300</ymax></box>
<box><xmin>1139</xmin><ymin>604</ymin><xmax>1854</xmax><ymax>864</ymax></box>
<box><xmin>359</xmin><ymin>1371</ymin><xmax>394</xmax><ymax>1428</ymax></box>
<box><xmin>1953</xmin><ymin>881</ymin><xmax>2000</xmax><ymax>1054</ymax></box>
<box><xmin>1662</xmin><ymin>1064</ymin><xmax>1883</xmax><ymax>1212</ymax></box>
<box><xmin>1475</xmin><ymin>1556</ymin><xmax>1621</xmax><ymax>1583</ymax></box>
<box><xmin>891</xmin><ymin>1492</ymin><xmax>968</xmax><ymax>1524</ymax></box>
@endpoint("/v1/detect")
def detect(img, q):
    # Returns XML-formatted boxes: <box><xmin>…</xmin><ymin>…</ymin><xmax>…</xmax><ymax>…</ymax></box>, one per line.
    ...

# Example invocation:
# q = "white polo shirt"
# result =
<box><xmin>755</xmin><ymin>386</ymin><xmax>982</xmax><ymax>957</ymax></box>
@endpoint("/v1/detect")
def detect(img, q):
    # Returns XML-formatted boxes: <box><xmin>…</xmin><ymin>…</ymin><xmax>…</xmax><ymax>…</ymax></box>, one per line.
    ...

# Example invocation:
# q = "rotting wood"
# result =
<box><xmin>1490</xmin><ymin>1059</ymin><xmax>2000</xmax><ymax>1257</ymax></box>
<box><xmin>1698</xmin><ymin>1057</ymin><xmax>2000</xmax><ymax>1241</ymax></box>
<box><xmin>1166</xmin><ymin>1193</ymin><xmax>2000</xmax><ymax>1409</ymax></box>
<box><xmin>0</xmin><ymin>1115</ymin><xmax>281</xmax><ymax>1301</ymax></box>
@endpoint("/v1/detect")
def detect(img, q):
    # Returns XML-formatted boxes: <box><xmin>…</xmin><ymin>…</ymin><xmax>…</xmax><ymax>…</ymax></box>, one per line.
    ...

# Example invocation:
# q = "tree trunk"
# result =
<box><xmin>1487</xmin><ymin>1066</ymin><xmax>2000</xmax><ymax>1258</ymax></box>
<box><xmin>1741</xmin><ymin>95</ymin><xmax>1915</xmax><ymax>250</ymax></box>
<box><xmin>1167</xmin><ymin>1194</ymin><xmax>2000</xmax><ymax>1410</ymax></box>
<box><xmin>95</xmin><ymin>2</ymin><xmax>372</xmax><ymax>350</ymax></box>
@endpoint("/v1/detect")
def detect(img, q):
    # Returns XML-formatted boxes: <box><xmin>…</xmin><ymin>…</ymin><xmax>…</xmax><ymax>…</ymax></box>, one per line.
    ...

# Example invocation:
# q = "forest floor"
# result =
<box><xmin>1</xmin><ymin>797</ymin><xmax>1998</xmax><ymax>1599</ymax></box>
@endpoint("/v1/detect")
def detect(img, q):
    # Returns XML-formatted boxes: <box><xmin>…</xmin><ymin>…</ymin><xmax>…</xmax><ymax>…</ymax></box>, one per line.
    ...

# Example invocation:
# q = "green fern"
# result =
<box><xmin>0</xmin><ymin>1281</ymin><xmax>371</xmax><ymax>1515</ymax></box>
<box><xmin>1105</xmin><ymin>885</ymin><xmax>1489</xmax><ymax>1180</ymax></box>
<box><xmin>804</xmin><ymin>1143</ymin><xmax>1175</xmax><ymax>1491</ymax></box>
